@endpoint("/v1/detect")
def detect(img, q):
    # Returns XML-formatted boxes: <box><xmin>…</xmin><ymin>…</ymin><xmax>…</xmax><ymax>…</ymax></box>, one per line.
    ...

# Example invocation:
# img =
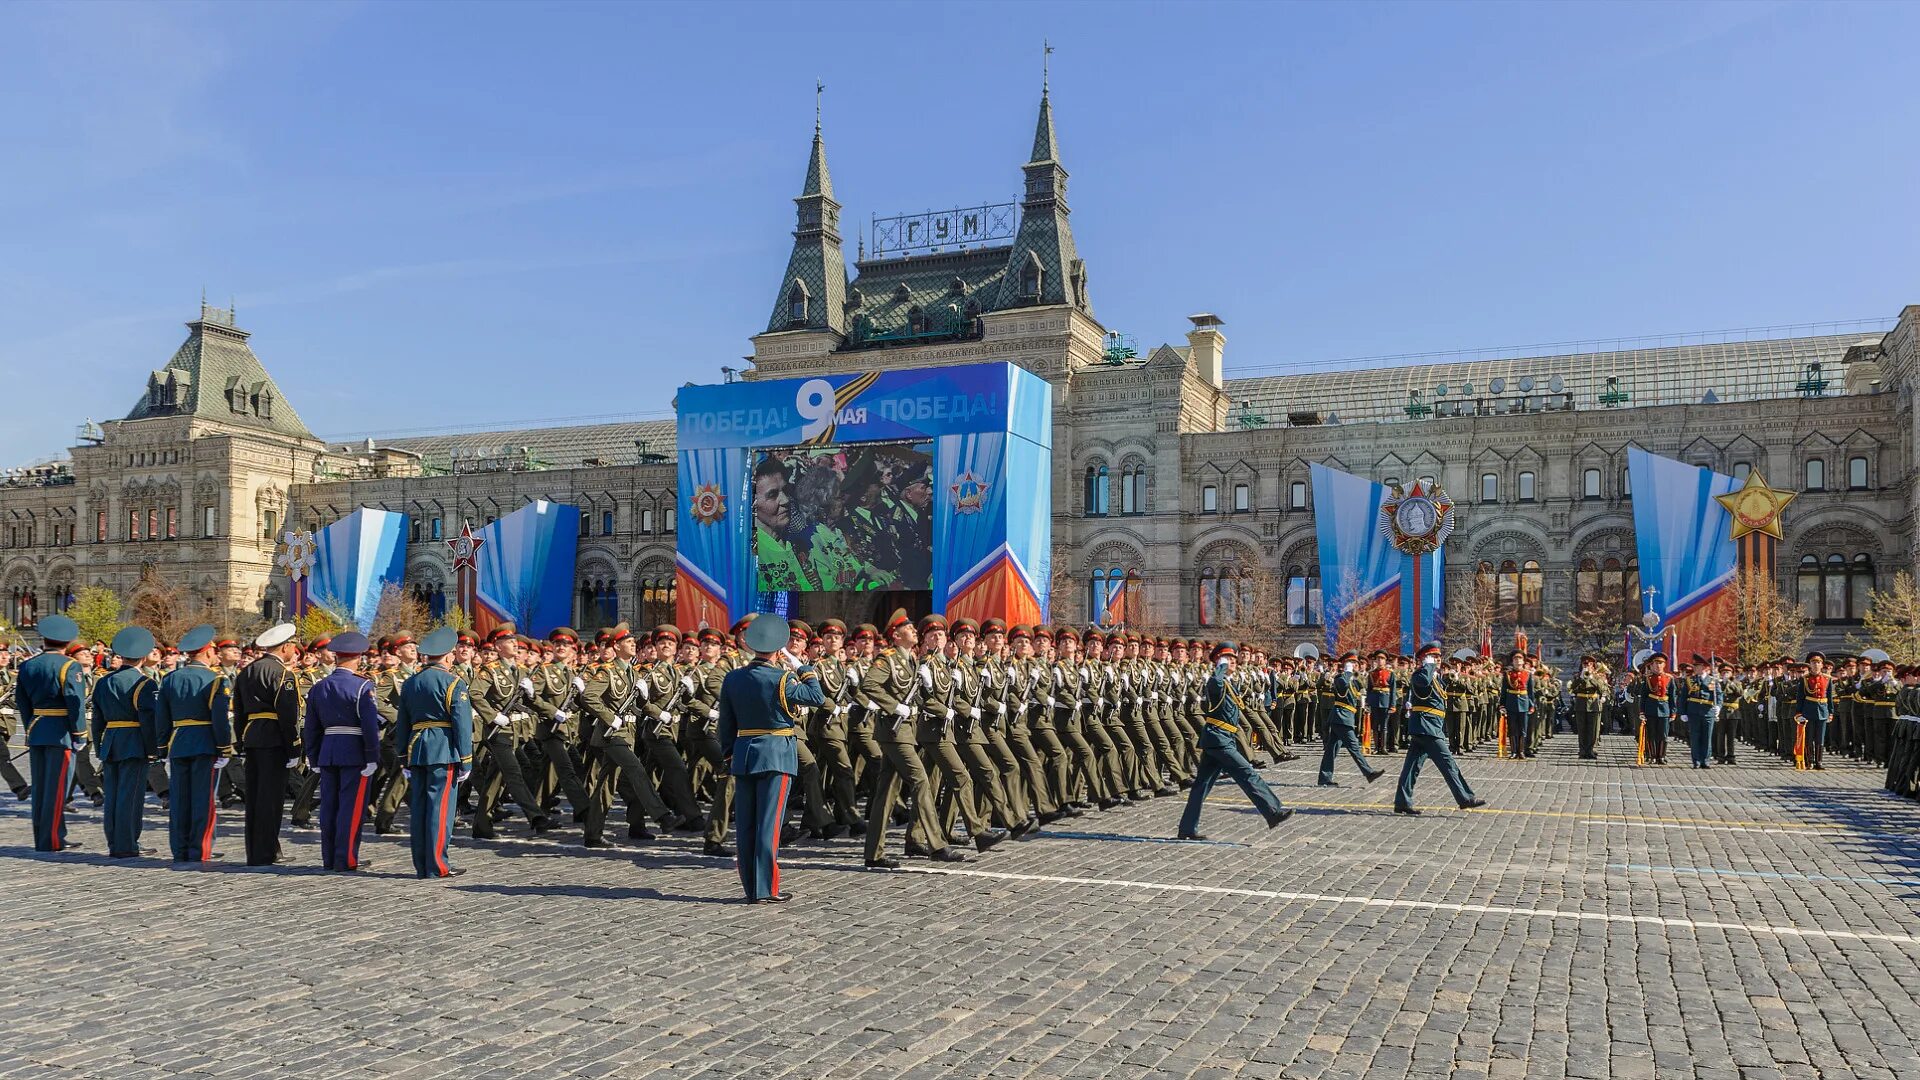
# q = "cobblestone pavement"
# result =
<box><xmin>5</xmin><ymin>735</ymin><xmax>1919</xmax><ymax>1080</ymax></box>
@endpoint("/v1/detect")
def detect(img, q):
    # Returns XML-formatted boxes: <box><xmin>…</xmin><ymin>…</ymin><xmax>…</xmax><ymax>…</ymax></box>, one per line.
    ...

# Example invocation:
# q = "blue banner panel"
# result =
<box><xmin>304</xmin><ymin>508</ymin><xmax>408</xmax><ymax>632</ymax></box>
<box><xmin>677</xmin><ymin>362</ymin><xmax>1050</xmax><ymax>451</ymax></box>
<box><xmin>1311</xmin><ymin>464</ymin><xmax>1401</xmax><ymax>653</ymax></box>
<box><xmin>475</xmin><ymin>501</ymin><xmax>580</xmax><ymax>638</ymax></box>
<box><xmin>1628</xmin><ymin>448</ymin><xmax>1737</xmax><ymax>658</ymax></box>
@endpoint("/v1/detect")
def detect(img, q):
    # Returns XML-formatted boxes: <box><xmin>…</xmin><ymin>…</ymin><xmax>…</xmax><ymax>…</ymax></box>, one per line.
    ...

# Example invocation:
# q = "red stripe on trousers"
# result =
<box><xmin>770</xmin><ymin>775</ymin><xmax>791</xmax><ymax>896</ymax></box>
<box><xmin>51</xmin><ymin>750</ymin><xmax>71</xmax><ymax>850</ymax></box>
<box><xmin>347</xmin><ymin>774</ymin><xmax>370</xmax><ymax>868</ymax></box>
<box><xmin>202</xmin><ymin>763</ymin><xmax>218</xmax><ymax>859</ymax></box>
<box><xmin>433</xmin><ymin>767</ymin><xmax>453</xmax><ymax>876</ymax></box>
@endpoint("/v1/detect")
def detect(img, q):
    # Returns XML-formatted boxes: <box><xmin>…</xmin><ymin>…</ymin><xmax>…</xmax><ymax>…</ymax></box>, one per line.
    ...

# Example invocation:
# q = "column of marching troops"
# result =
<box><xmin>10</xmin><ymin>604</ymin><xmax>1919</xmax><ymax>882</ymax></box>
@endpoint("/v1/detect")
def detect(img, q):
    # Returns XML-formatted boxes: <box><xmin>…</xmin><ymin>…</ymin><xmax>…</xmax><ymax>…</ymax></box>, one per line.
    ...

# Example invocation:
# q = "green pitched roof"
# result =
<box><xmin>125</xmin><ymin>306</ymin><xmax>314</xmax><ymax>440</ymax></box>
<box><xmin>844</xmin><ymin>247</ymin><xmax>1009</xmax><ymax>340</ymax></box>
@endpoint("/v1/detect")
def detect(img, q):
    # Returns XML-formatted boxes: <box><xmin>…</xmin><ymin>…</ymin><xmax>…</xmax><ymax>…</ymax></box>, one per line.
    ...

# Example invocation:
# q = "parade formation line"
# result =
<box><xmin>899</xmin><ymin>866</ymin><xmax>1920</xmax><ymax>948</ymax></box>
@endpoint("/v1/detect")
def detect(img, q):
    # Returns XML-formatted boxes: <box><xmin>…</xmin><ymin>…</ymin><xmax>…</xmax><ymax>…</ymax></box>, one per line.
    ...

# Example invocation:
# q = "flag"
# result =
<box><xmin>1481</xmin><ymin>624</ymin><xmax>1493</xmax><ymax>658</ymax></box>
<box><xmin>1102</xmin><ymin>576</ymin><xmax>1128</xmax><ymax>626</ymax></box>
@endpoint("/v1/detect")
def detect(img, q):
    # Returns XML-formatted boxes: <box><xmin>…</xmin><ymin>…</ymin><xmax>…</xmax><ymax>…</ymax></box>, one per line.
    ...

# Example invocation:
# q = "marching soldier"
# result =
<box><xmin>717</xmin><ymin>614</ymin><xmax>827</xmax><ymax>903</ymax></box>
<box><xmin>302</xmin><ymin>631</ymin><xmax>382</xmax><ymax>871</ymax></box>
<box><xmin>235</xmin><ymin>623</ymin><xmax>302</xmax><ymax>865</ymax></box>
<box><xmin>156</xmin><ymin>625</ymin><xmax>234</xmax><ymax>863</ymax></box>
<box><xmin>0</xmin><ymin>645</ymin><xmax>30</xmax><ymax>801</ymax></box>
<box><xmin>1175</xmin><ymin>642</ymin><xmax>1292</xmax><ymax>841</ymax></box>
<box><xmin>470</xmin><ymin>628</ymin><xmax>553</xmax><ymax>838</ymax></box>
<box><xmin>579</xmin><ymin>622</ymin><xmax>683</xmax><ymax>847</ymax></box>
<box><xmin>1394</xmin><ymin>644</ymin><xmax>1486</xmax><ymax>814</ymax></box>
<box><xmin>1318</xmin><ymin>651</ymin><xmax>1383</xmax><ymax>786</ymax></box>
<box><xmin>528</xmin><ymin>627</ymin><xmax>595</xmax><ymax>826</ymax></box>
<box><xmin>90</xmin><ymin>627</ymin><xmax>159</xmax><ymax>858</ymax></box>
<box><xmin>393</xmin><ymin>627</ymin><xmax>473</xmax><ymax>878</ymax></box>
<box><xmin>860</xmin><ymin>609</ymin><xmax>962</xmax><ymax>867</ymax></box>
<box><xmin>808</xmin><ymin>619</ymin><xmax>866</xmax><ymax>836</ymax></box>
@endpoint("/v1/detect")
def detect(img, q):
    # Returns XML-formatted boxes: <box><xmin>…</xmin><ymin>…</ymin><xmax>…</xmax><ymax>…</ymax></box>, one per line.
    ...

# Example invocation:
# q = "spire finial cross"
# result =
<box><xmin>1043</xmin><ymin>40</ymin><xmax>1053</xmax><ymax>95</ymax></box>
<box><xmin>815</xmin><ymin>79</ymin><xmax>824</xmax><ymax>134</ymax></box>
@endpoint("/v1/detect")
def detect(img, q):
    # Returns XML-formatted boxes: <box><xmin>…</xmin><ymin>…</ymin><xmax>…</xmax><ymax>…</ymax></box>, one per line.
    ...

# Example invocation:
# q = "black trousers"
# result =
<box><xmin>243</xmin><ymin>753</ymin><xmax>289</xmax><ymax>865</ymax></box>
<box><xmin>531</xmin><ymin>731</ymin><xmax>593</xmax><ymax>818</ymax></box>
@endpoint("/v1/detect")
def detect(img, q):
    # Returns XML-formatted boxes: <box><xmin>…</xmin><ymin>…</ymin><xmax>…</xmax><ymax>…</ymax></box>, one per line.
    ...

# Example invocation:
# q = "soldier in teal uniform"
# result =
<box><xmin>1175</xmin><ymin>643</ymin><xmax>1293</xmax><ymax>841</ymax></box>
<box><xmin>90</xmin><ymin>627</ymin><xmax>160</xmax><ymax>857</ymax></box>
<box><xmin>155</xmin><ymin>625</ymin><xmax>235</xmax><ymax>862</ymax></box>
<box><xmin>1394</xmin><ymin>644</ymin><xmax>1487</xmax><ymax>814</ymax></box>
<box><xmin>717</xmin><ymin>614</ymin><xmax>827</xmax><ymax>903</ymax></box>
<box><xmin>393</xmin><ymin>627</ymin><xmax>474</xmax><ymax>878</ymax></box>
<box><xmin>1319</xmin><ymin>651</ymin><xmax>1385</xmax><ymax>786</ymax></box>
<box><xmin>17</xmin><ymin>613</ymin><xmax>89</xmax><ymax>852</ymax></box>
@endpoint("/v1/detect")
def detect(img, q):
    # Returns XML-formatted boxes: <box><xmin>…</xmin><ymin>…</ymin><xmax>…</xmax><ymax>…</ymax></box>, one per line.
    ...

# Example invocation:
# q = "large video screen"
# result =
<box><xmin>752</xmin><ymin>442</ymin><xmax>934</xmax><ymax>592</ymax></box>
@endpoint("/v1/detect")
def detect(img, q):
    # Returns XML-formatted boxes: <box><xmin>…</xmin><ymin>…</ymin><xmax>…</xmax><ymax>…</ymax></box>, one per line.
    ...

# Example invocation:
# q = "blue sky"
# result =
<box><xmin>2</xmin><ymin>0</ymin><xmax>1914</xmax><ymax>464</ymax></box>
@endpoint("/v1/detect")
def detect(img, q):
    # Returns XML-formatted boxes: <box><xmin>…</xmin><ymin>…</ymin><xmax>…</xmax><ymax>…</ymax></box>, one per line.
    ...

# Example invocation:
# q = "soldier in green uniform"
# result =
<box><xmin>527</xmin><ymin>628</ymin><xmax>595</xmax><ymax>827</ymax></box>
<box><xmin>1569</xmin><ymin>656</ymin><xmax>1607</xmax><ymax>760</ymax></box>
<box><xmin>807</xmin><ymin>619</ymin><xmax>865</xmax><ymax>835</ymax></box>
<box><xmin>468</xmin><ymin>628</ymin><xmax>552</xmax><ymax>839</ymax></box>
<box><xmin>860</xmin><ymin>610</ymin><xmax>964</xmax><ymax>867</ymax></box>
<box><xmin>578</xmin><ymin>622</ymin><xmax>680</xmax><ymax>846</ymax></box>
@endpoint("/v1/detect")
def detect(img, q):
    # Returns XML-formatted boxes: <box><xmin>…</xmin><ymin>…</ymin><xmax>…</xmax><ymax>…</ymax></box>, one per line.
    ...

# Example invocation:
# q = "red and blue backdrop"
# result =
<box><xmin>674</xmin><ymin>361</ymin><xmax>1052</xmax><ymax>629</ymax></box>
<box><xmin>1627</xmin><ymin>447</ymin><xmax>1737</xmax><ymax>660</ymax></box>
<box><xmin>296</xmin><ymin>507</ymin><xmax>408</xmax><ymax>632</ymax></box>
<box><xmin>1310</xmin><ymin>463</ymin><xmax>1442</xmax><ymax>654</ymax></box>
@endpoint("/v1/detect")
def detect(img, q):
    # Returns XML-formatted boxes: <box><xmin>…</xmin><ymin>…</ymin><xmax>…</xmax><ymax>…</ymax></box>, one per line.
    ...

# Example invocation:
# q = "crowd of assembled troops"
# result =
<box><xmin>11</xmin><ymin>607</ymin><xmax>1917</xmax><ymax>877</ymax></box>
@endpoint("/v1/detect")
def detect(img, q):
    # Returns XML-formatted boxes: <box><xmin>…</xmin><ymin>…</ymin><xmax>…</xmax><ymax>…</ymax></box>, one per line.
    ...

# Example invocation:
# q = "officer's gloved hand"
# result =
<box><xmin>609</xmin><ymin>715</ymin><xmax>628</xmax><ymax>731</ymax></box>
<box><xmin>214</xmin><ymin>756</ymin><xmax>230</xmax><ymax>771</ymax></box>
<box><xmin>893</xmin><ymin>703</ymin><xmax>911</xmax><ymax>718</ymax></box>
<box><xmin>490</xmin><ymin>715</ymin><xmax>512</xmax><ymax>728</ymax></box>
<box><xmin>457</xmin><ymin>766</ymin><xmax>472</xmax><ymax>783</ymax></box>
<box><xmin>518</xmin><ymin>678</ymin><xmax>536</xmax><ymax>694</ymax></box>
<box><xmin>359</xmin><ymin>762</ymin><xmax>377</xmax><ymax>778</ymax></box>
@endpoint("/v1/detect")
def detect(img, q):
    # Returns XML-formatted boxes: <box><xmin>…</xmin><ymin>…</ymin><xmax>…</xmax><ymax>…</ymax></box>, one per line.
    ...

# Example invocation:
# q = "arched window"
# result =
<box><xmin>1798</xmin><ymin>552</ymin><xmax>1873</xmax><ymax>623</ymax></box>
<box><xmin>1852</xmin><ymin>553</ymin><xmax>1875</xmax><ymax>614</ymax></box>
<box><xmin>1480</xmin><ymin>473</ymin><xmax>1498</xmax><ymax>503</ymax></box>
<box><xmin>1020</xmin><ymin>258</ymin><xmax>1042</xmax><ymax>300</ymax></box>
<box><xmin>1084</xmin><ymin>465</ymin><xmax>1109</xmax><ymax>517</ymax></box>
<box><xmin>787</xmin><ymin>282</ymin><xmax>808</xmax><ymax>325</ymax></box>
<box><xmin>1201</xmin><ymin>484</ymin><xmax>1218</xmax><ymax>513</ymax></box>
<box><xmin>1849</xmin><ymin>456</ymin><xmax>1868</xmax><ymax>490</ymax></box>
<box><xmin>1733</xmin><ymin>461</ymin><xmax>1751</xmax><ymax>482</ymax></box>
<box><xmin>1517</xmin><ymin>472</ymin><xmax>1536</xmax><ymax>502</ymax></box>
<box><xmin>1120</xmin><ymin>465</ymin><xmax>1143</xmax><ymax>515</ymax></box>
<box><xmin>1575</xmin><ymin>558</ymin><xmax>1599</xmax><ymax>614</ymax></box>
<box><xmin>1582</xmin><ymin>469</ymin><xmax>1601</xmax><ymax>500</ymax></box>
<box><xmin>1518</xmin><ymin>560</ymin><xmax>1543</xmax><ymax>625</ymax></box>
<box><xmin>1496</xmin><ymin>560</ymin><xmax>1520</xmax><ymax>624</ymax></box>
<box><xmin>1286</xmin><ymin>564</ymin><xmax>1322</xmax><ymax>626</ymax></box>
<box><xmin>1804</xmin><ymin>458</ymin><xmax>1825</xmax><ymax>491</ymax></box>
<box><xmin>1091</xmin><ymin>566</ymin><xmax>1131</xmax><ymax>625</ymax></box>
<box><xmin>637</xmin><ymin>573</ymin><xmax>676</xmax><ymax>629</ymax></box>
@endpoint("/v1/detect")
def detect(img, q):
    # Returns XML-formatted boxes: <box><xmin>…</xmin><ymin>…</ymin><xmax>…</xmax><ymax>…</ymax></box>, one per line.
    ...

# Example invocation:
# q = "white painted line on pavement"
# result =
<box><xmin>899</xmin><ymin>866</ymin><xmax>1920</xmax><ymax>948</ymax></box>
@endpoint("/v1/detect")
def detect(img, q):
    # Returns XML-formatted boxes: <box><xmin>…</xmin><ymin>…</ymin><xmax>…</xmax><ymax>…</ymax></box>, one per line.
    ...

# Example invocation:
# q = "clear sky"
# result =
<box><xmin>2</xmin><ymin>0</ymin><xmax>1914</xmax><ymax>464</ymax></box>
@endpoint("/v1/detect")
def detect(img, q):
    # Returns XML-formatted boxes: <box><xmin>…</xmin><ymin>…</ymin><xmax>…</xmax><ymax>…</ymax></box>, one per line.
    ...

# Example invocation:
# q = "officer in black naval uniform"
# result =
<box><xmin>235</xmin><ymin>623</ymin><xmax>302</xmax><ymax>866</ymax></box>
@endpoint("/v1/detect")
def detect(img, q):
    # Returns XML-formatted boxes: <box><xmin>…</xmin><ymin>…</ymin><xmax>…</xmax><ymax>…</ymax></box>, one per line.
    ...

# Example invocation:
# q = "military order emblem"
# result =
<box><xmin>949</xmin><ymin>469</ymin><xmax>990</xmax><ymax>515</ymax></box>
<box><xmin>690</xmin><ymin>482</ymin><xmax>728</xmax><ymax>526</ymax></box>
<box><xmin>447</xmin><ymin>522</ymin><xmax>484</xmax><ymax>571</ymax></box>
<box><xmin>1714</xmin><ymin>469</ymin><xmax>1796</xmax><ymax>540</ymax></box>
<box><xmin>1379</xmin><ymin>481</ymin><xmax>1456</xmax><ymax>556</ymax></box>
<box><xmin>275</xmin><ymin>530</ymin><xmax>317</xmax><ymax>582</ymax></box>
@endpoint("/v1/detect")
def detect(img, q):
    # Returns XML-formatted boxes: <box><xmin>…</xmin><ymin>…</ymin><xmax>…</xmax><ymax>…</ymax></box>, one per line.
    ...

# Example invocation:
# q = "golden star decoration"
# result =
<box><xmin>1715</xmin><ymin>469</ymin><xmax>1796</xmax><ymax>540</ymax></box>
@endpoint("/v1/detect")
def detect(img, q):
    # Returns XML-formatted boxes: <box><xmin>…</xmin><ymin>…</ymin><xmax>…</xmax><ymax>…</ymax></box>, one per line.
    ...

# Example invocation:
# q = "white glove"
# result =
<box><xmin>286</xmin><ymin>757</ymin><xmax>301</xmax><ymax>769</ymax></box>
<box><xmin>457</xmin><ymin>766</ymin><xmax>472</xmax><ymax>783</ymax></box>
<box><xmin>610</xmin><ymin>716</ymin><xmax>629</xmax><ymax>731</ymax></box>
<box><xmin>518</xmin><ymin>677</ymin><xmax>536</xmax><ymax>694</ymax></box>
<box><xmin>1045</xmin><ymin>697</ymin><xmax>1057</xmax><ymax>709</ymax></box>
<box><xmin>553</xmin><ymin>710</ymin><xmax>571</xmax><ymax>723</ymax></box>
<box><xmin>919</xmin><ymin>664</ymin><xmax>933</xmax><ymax>688</ymax></box>
<box><xmin>572</xmin><ymin>676</ymin><xmax>586</xmax><ymax>692</ymax></box>
<box><xmin>706</xmin><ymin>709</ymin><xmax>719</xmax><ymax>721</ymax></box>
<box><xmin>214</xmin><ymin>756</ymin><xmax>230</xmax><ymax>771</ymax></box>
<box><xmin>359</xmin><ymin>762</ymin><xmax>377</xmax><ymax>778</ymax></box>
<box><xmin>945</xmin><ymin>709</ymin><xmax>956</xmax><ymax>722</ymax></box>
<box><xmin>969</xmin><ymin>708</ymin><xmax>981</xmax><ymax>720</ymax></box>
<box><xmin>996</xmin><ymin>702</ymin><xmax>1008</xmax><ymax>715</ymax></box>
<box><xmin>681</xmin><ymin>676</ymin><xmax>697</xmax><ymax>694</ymax></box>
<box><xmin>490</xmin><ymin>715</ymin><xmax>512</xmax><ymax>728</ymax></box>
<box><xmin>515</xmin><ymin>712</ymin><xmax>532</xmax><ymax>723</ymax></box>
<box><xmin>894</xmin><ymin>703</ymin><xmax>911</xmax><ymax>718</ymax></box>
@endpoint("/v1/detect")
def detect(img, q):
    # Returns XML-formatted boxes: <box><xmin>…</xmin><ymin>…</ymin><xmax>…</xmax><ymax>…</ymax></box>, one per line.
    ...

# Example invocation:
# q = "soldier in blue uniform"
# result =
<box><xmin>17</xmin><ymin>613</ymin><xmax>89</xmax><ymax>852</ymax></box>
<box><xmin>156</xmin><ymin>625</ymin><xmax>234</xmax><ymax>862</ymax></box>
<box><xmin>1318</xmin><ymin>651</ymin><xmax>1384</xmax><ymax>786</ymax></box>
<box><xmin>393</xmin><ymin>627</ymin><xmax>474</xmax><ymax>878</ymax></box>
<box><xmin>90</xmin><ymin>627</ymin><xmax>159</xmax><ymax>857</ymax></box>
<box><xmin>1176</xmin><ymin>643</ymin><xmax>1293</xmax><ymax>841</ymax></box>
<box><xmin>302</xmin><ymin>631</ymin><xmax>384</xmax><ymax>871</ymax></box>
<box><xmin>1394</xmin><ymin>644</ymin><xmax>1487</xmax><ymax>815</ymax></box>
<box><xmin>717</xmin><ymin>614</ymin><xmax>827</xmax><ymax>903</ymax></box>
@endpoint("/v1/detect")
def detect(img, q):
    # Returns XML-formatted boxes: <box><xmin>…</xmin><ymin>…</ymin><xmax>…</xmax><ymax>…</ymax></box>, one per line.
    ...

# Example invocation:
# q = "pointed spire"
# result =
<box><xmin>803</xmin><ymin>79</ymin><xmax>833</xmax><ymax>199</ymax></box>
<box><xmin>1031</xmin><ymin>44</ymin><xmax>1059</xmax><ymax>164</ymax></box>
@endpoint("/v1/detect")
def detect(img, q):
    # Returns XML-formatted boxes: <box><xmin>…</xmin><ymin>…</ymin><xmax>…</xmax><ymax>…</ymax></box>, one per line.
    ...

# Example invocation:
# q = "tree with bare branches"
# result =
<box><xmin>1721</xmin><ymin>563</ymin><xmax>1811</xmax><ymax>665</ymax></box>
<box><xmin>369</xmin><ymin>583</ymin><xmax>434</xmax><ymax>643</ymax></box>
<box><xmin>1850</xmin><ymin>570</ymin><xmax>1920</xmax><ymax>664</ymax></box>
<box><xmin>130</xmin><ymin>572</ymin><xmax>205</xmax><ymax>647</ymax></box>
<box><xmin>1440</xmin><ymin>570</ymin><xmax>1497</xmax><ymax>654</ymax></box>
